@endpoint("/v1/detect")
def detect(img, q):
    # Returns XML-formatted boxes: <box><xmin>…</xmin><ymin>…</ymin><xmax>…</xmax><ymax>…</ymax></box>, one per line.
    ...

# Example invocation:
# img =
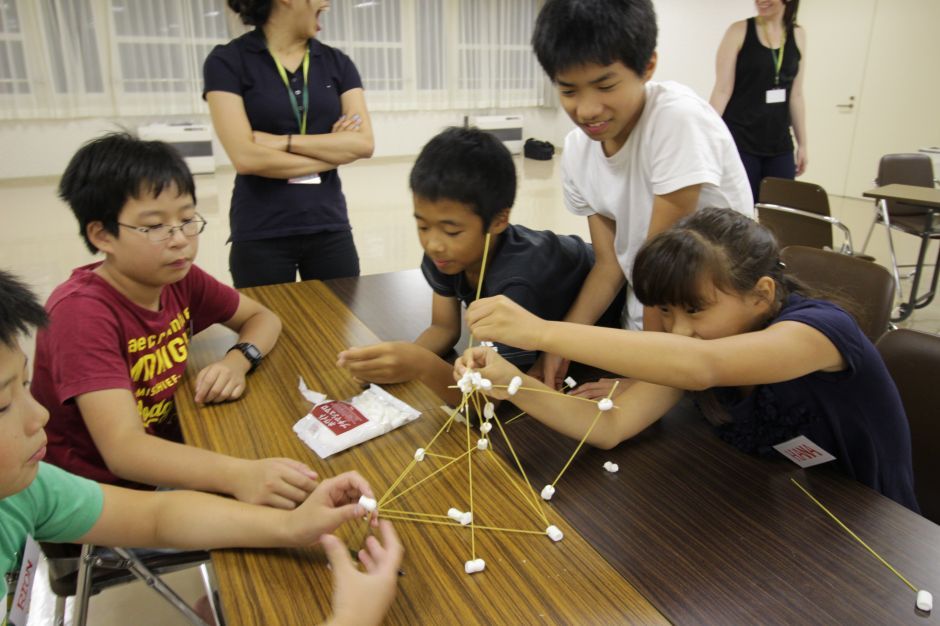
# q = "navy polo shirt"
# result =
<box><xmin>421</xmin><ymin>224</ymin><xmax>595</xmax><ymax>368</ymax></box>
<box><xmin>203</xmin><ymin>29</ymin><xmax>363</xmax><ymax>242</ymax></box>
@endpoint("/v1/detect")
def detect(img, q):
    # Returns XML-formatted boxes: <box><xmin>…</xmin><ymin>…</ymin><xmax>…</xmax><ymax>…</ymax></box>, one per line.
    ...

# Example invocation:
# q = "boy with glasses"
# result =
<box><xmin>30</xmin><ymin>133</ymin><xmax>316</xmax><ymax>510</ymax></box>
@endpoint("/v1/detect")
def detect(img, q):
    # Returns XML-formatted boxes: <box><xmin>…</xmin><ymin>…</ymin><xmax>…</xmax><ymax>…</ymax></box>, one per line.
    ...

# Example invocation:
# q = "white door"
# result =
<box><xmin>799</xmin><ymin>0</ymin><xmax>876</xmax><ymax>197</ymax></box>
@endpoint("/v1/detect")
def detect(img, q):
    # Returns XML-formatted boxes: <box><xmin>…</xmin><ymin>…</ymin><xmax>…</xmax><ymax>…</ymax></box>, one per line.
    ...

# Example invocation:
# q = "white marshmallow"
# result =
<box><xmin>546</xmin><ymin>525</ymin><xmax>564</xmax><ymax>542</ymax></box>
<box><xmin>480</xmin><ymin>378</ymin><xmax>493</xmax><ymax>391</ymax></box>
<box><xmin>447</xmin><ymin>508</ymin><xmax>463</xmax><ymax>522</ymax></box>
<box><xmin>483</xmin><ymin>402</ymin><xmax>495</xmax><ymax>420</ymax></box>
<box><xmin>480</xmin><ymin>341</ymin><xmax>493</xmax><ymax>347</ymax></box>
<box><xmin>564</xmin><ymin>376</ymin><xmax>577</xmax><ymax>388</ymax></box>
<box><xmin>597</xmin><ymin>398</ymin><xmax>614</xmax><ymax>411</ymax></box>
<box><xmin>358</xmin><ymin>496</ymin><xmax>377</xmax><ymax>512</ymax></box>
<box><xmin>459</xmin><ymin>511</ymin><xmax>473</xmax><ymax>526</ymax></box>
<box><xmin>477</xmin><ymin>438</ymin><xmax>489</xmax><ymax>451</ymax></box>
<box><xmin>480</xmin><ymin>422</ymin><xmax>492</xmax><ymax>434</ymax></box>
<box><xmin>464</xmin><ymin>558</ymin><xmax>486</xmax><ymax>574</ymax></box>
<box><xmin>508</xmin><ymin>376</ymin><xmax>523</xmax><ymax>396</ymax></box>
<box><xmin>470</xmin><ymin>372</ymin><xmax>483</xmax><ymax>389</ymax></box>
<box><xmin>917</xmin><ymin>589</ymin><xmax>932</xmax><ymax>612</ymax></box>
<box><xmin>603</xmin><ymin>461</ymin><xmax>619</xmax><ymax>473</ymax></box>
<box><xmin>414</xmin><ymin>448</ymin><xmax>426</xmax><ymax>462</ymax></box>
<box><xmin>541</xmin><ymin>484</ymin><xmax>555</xmax><ymax>500</ymax></box>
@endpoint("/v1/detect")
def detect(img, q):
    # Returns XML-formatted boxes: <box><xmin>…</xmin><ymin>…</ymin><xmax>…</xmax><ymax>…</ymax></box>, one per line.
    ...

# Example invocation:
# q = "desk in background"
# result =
<box><xmin>179</xmin><ymin>271</ymin><xmax>940</xmax><ymax>625</ymax></box>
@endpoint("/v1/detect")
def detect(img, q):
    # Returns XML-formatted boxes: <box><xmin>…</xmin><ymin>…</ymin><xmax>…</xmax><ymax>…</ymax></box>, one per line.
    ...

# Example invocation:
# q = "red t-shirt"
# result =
<box><xmin>32</xmin><ymin>263</ymin><xmax>240</xmax><ymax>487</ymax></box>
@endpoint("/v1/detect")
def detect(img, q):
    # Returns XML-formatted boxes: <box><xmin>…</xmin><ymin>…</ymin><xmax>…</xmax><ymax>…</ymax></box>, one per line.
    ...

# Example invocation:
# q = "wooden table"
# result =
<box><xmin>178</xmin><ymin>278</ymin><xmax>663</xmax><ymax>625</ymax></box>
<box><xmin>862</xmin><ymin>184</ymin><xmax>940</xmax><ymax>321</ymax></box>
<box><xmin>179</xmin><ymin>271</ymin><xmax>940</xmax><ymax>625</ymax></box>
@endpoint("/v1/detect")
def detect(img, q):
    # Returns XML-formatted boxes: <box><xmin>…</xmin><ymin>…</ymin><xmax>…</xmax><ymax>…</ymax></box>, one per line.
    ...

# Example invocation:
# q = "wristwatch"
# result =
<box><xmin>228</xmin><ymin>342</ymin><xmax>263</xmax><ymax>374</ymax></box>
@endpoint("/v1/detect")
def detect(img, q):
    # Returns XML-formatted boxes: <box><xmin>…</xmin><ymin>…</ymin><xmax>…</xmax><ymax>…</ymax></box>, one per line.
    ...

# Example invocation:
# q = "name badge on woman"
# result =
<box><xmin>766</xmin><ymin>88</ymin><xmax>786</xmax><ymax>104</ymax></box>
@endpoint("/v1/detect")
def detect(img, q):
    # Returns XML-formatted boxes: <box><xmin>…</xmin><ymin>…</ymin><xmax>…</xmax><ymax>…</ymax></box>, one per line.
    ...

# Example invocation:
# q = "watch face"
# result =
<box><xmin>243</xmin><ymin>344</ymin><xmax>262</xmax><ymax>361</ymax></box>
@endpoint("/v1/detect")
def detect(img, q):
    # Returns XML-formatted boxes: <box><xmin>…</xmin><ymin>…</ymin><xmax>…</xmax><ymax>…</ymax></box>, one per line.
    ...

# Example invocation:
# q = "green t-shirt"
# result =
<box><xmin>1</xmin><ymin>463</ymin><xmax>103</xmax><ymax>600</ymax></box>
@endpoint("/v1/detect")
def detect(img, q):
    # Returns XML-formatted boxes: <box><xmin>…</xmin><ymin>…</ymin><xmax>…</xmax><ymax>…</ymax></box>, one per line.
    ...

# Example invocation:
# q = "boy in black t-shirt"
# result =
<box><xmin>337</xmin><ymin>127</ymin><xmax>597</xmax><ymax>403</ymax></box>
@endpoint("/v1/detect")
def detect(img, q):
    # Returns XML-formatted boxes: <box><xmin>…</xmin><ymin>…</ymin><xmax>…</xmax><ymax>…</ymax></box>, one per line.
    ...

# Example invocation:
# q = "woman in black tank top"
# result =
<box><xmin>709</xmin><ymin>0</ymin><xmax>806</xmax><ymax>201</ymax></box>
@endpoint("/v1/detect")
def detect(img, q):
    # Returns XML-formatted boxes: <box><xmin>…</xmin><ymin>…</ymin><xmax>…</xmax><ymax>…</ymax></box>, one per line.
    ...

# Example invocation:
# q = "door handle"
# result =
<box><xmin>836</xmin><ymin>96</ymin><xmax>856</xmax><ymax>109</ymax></box>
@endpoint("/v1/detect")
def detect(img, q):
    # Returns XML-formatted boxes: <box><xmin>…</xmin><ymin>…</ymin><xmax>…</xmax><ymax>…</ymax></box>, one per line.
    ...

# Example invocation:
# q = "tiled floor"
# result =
<box><xmin>4</xmin><ymin>156</ymin><xmax>938</xmax><ymax>625</ymax></box>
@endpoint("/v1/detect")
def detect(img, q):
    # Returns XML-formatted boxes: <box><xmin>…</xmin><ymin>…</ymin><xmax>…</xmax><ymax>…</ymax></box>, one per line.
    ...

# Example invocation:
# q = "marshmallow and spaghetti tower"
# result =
<box><xmin>366</xmin><ymin>233</ymin><xmax>620</xmax><ymax>574</ymax></box>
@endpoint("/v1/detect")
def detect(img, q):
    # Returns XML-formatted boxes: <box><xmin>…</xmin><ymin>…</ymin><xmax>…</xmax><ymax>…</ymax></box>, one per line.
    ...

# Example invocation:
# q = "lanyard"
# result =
<box><xmin>758</xmin><ymin>18</ymin><xmax>787</xmax><ymax>86</ymax></box>
<box><xmin>269</xmin><ymin>44</ymin><xmax>310</xmax><ymax>135</ymax></box>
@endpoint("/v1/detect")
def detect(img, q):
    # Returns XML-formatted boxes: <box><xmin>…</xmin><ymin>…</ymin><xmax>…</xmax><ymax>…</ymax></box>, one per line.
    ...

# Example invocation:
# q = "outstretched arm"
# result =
<box><xmin>466</xmin><ymin>296</ymin><xmax>845</xmax><ymax>390</ymax></box>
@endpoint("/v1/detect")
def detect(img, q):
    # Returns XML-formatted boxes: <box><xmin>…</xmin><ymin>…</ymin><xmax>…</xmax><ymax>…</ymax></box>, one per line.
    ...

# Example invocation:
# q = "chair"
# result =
<box><xmin>876</xmin><ymin>328</ymin><xmax>940</xmax><ymax>524</ymax></box>
<box><xmin>41</xmin><ymin>542</ymin><xmax>220</xmax><ymax>626</ymax></box>
<box><xmin>780</xmin><ymin>246</ymin><xmax>895</xmax><ymax>342</ymax></box>
<box><xmin>861</xmin><ymin>153</ymin><xmax>940</xmax><ymax>321</ymax></box>
<box><xmin>756</xmin><ymin>177</ymin><xmax>856</xmax><ymax>254</ymax></box>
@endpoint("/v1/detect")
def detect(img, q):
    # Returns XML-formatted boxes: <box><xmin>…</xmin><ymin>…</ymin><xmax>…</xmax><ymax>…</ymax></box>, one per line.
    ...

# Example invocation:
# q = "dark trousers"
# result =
<box><xmin>229</xmin><ymin>230</ymin><xmax>360</xmax><ymax>288</ymax></box>
<box><xmin>739</xmin><ymin>150</ymin><xmax>796</xmax><ymax>201</ymax></box>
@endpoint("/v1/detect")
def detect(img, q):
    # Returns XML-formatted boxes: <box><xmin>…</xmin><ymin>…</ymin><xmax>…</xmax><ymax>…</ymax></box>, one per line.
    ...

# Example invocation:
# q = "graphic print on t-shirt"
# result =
<box><xmin>126</xmin><ymin>307</ymin><xmax>192</xmax><ymax>427</ymax></box>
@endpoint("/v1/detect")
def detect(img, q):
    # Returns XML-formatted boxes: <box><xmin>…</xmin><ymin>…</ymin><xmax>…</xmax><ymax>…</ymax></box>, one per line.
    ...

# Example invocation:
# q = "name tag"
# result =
<box><xmin>8</xmin><ymin>536</ymin><xmax>40</xmax><ymax>626</ymax></box>
<box><xmin>288</xmin><ymin>173</ymin><xmax>321</xmax><ymax>185</ymax></box>
<box><xmin>766</xmin><ymin>88</ymin><xmax>786</xmax><ymax>104</ymax></box>
<box><xmin>773</xmin><ymin>435</ymin><xmax>836</xmax><ymax>468</ymax></box>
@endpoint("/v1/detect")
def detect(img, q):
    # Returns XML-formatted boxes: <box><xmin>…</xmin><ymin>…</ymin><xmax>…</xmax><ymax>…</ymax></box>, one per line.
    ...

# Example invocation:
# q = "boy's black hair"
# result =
<box><xmin>58</xmin><ymin>132</ymin><xmax>196</xmax><ymax>254</ymax></box>
<box><xmin>0</xmin><ymin>270</ymin><xmax>48</xmax><ymax>347</ymax></box>
<box><xmin>532</xmin><ymin>0</ymin><xmax>658</xmax><ymax>79</ymax></box>
<box><xmin>409</xmin><ymin>127</ymin><xmax>517</xmax><ymax>229</ymax></box>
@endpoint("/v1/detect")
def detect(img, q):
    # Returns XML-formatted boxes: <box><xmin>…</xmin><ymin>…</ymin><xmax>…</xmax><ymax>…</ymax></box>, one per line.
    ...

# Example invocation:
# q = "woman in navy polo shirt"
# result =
<box><xmin>204</xmin><ymin>0</ymin><xmax>374</xmax><ymax>288</ymax></box>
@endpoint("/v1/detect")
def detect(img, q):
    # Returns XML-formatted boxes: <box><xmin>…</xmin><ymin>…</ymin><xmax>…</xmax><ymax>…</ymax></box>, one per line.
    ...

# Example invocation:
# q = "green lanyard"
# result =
<box><xmin>269</xmin><ymin>44</ymin><xmax>310</xmax><ymax>135</ymax></box>
<box><xmin>759</xmin><ymin>18</ymin><xmax>787</xmax><ymax>86</ymax></box>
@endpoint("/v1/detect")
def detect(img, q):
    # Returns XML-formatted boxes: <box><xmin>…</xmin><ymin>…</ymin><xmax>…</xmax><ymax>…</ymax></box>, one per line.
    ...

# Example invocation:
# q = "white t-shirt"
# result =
<box><xmin>562</xmin><ymin>80</ymin><xmax>753</xmax><ymax>329</ymax></box>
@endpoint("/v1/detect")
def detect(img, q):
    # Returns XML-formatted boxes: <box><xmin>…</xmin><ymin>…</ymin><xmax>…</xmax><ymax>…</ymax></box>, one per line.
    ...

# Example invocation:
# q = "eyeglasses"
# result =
<box><xmin>117</xmin><ymin>214</ymin><xmax>207</xmax><ymax>243</ymax></box>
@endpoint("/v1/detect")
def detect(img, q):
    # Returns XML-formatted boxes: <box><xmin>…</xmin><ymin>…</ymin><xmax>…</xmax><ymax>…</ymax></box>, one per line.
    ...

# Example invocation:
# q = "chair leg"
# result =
<box><xmin>53</xmin><ymin>594</ymin><xmax>67</xmax><ymax>626</ymax></box>
<box><xmin>199</xmin><ymin>561</ymin><xmax>225</xmax><ymax>626</ymax></box>
<box><xmin>112</xmin><ymin>548</ymin><xmax>209</xmax><ymax>626</ymax></box>
<box><xmin>862</xmin><ymin>202</ymin><xmax>880</xmax><ymax>253</ymax></box>
<box><xmin>880</xmin><ymin>201</ymin><xmax>904</xmax><ymax>301</ymax></box>
<box><xmin>72</xmin><ymin>543</ymin><xmax>98</xmax><ymax>626</ymax></box>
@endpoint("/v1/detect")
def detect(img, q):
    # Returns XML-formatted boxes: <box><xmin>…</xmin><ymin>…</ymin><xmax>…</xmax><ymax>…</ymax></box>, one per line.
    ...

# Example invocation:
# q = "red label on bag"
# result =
<box><xmin>310</xmin><ymin>401</ymin><xmax>369</xmax><ymax>435</ymax></box>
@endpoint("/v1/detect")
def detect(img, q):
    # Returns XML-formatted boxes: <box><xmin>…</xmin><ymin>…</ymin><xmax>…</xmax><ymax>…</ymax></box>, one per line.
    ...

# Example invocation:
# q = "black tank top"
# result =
<box><xmin>722</xmin><ymin>17</ymin><xmax>801</xmax><ymax>156</ymax></box>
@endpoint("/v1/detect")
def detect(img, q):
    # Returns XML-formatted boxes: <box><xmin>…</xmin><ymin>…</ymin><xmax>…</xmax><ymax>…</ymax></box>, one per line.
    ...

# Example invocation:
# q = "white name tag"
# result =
<box><xmin>288</xmin><ymin>173</ymin><xmax>322</xmax><ymax>185</ymax></box>
<box><xmin>766</xmin><ymin>88</ymin><xmax>786</xmax><ymax>104</ymax></box>
<box><xmin>773</xmin><ymin>435</ymin><xmax>836</xmax><ymax>468</ymax></box>
<box><xmin>8</xmin><ymin>536</ymin><xmax>40</xmax><ymax>626</ymax></box>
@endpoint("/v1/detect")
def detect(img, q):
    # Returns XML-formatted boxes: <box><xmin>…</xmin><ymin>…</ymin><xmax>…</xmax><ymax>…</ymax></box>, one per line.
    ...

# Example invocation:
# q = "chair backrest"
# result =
<box><xmin>876</xmin><ymin>153</ymin><xmax>935</xmax><ymax>217</ymax></box>
<box><xmin>780</xmin><ymin>245</ymin><xmax>895</xmax><ymax>342</ymax></box>
<box><xmin>757</xmin><ymin>177</ymin><xmax>834</xmax><ymax>249</ymax></box>
<box><xmin>876</xmin><ymin>328</ymin><xmax>940</xmax><ymax>524</ymax></box>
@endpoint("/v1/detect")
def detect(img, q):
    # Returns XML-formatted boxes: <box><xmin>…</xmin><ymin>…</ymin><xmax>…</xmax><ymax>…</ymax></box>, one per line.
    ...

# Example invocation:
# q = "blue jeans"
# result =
<box><xmin>739</xmin><ymin>150</ymin><xmax>797</xmax><ymax>202</ymax></box>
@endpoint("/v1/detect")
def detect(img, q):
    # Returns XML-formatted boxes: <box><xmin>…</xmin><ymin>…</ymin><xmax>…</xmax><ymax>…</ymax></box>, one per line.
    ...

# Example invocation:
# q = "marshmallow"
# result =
<box><xmin>480</xmin><ymin>378</ymin><xmax>493</xmax><ymax>391</ymax></box>
<box><xmin>917</xmin><ymin>589</ymin><xmax>932</xmax><ymax>612</ymax></box>
<box><xmin>546</xmin><ymin>525</ymin><xmax>564</xmax><ymax>542</ymax></box>
<box><xmin>480</xmin><ymin>422</ymin><xmax>492</xmax><ymax>434</ymax></box>
<box><xmin>358</xmin><ymin>496</ymin><xmax>377</xmax><ymax>512</ymax></box>
<box><xmin>414</xmin><ymin>448</ymin><xmax>426</xmax><ymax>462</ymax></box>
<box><xmin>480</xmin><ymin>341</ymin><xmax>493</xmax><ymax>347</ymax></box>
<box><xmin>459</xmin><ymin>511</ymin><xmax>473</xmax><ymax>526</ymax></box>
<box><xmin>540</xmin><ymin>484</ymin><xmax>555</xmax><ymax>500</ymax></box>
<box><xmin>603</xmin><ymin>461</ymin><xmax>619</xmax><ymax>473</ymax></box>
<box><xmin>447</xmin><ymin>508</ymin><xmax>463</xmax><ymax>522</ymax></box>
<box><xmin>508</xmin><ymin>376</ymin><xmax>523</xmax><ymax>396</ymax></box>
<box><xmin>597</xmin><ymin>398</ymin><xmax>614</xmax><ymax>411</ymax></box>
<box><xmin>477</xmin><ymin>438</ymin><xmax>489</xmax><ymax>451</ymax></box>
<box><xmin>471</xmin><ymin>372</ymin><xmax>483</xmax><ymax>388</ymax></box>
<box><xmin>464</xmin><ymin>558</ymin><xmax>485</xmax><ymax>574</ymax></box>
<box><xmin>483</xmin><ymin>402</ymin><xmax>495</xmax><ymax>420</ymax></box>
<box><xmin>564</xmin><ymin>376</ymin><xmax>577</xmax><ymax>388</ymax></box>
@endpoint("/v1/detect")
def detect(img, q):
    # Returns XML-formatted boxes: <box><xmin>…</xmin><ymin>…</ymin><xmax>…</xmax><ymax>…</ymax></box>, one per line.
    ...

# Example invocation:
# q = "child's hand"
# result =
<box><xmin>466</xmin><ymin>296</ymin><xmax>546</xmax><ymax>351</ymax></box>
<box><xmin>454</xmin><ymin>347</ymin><xmax>523</xmax><ymax>401</ymax></box>
<box><xmin>322</xmin><ymin>521</ymin><xmax>403</xmax><ymax>626</ymax></box>
<box><xmin>529</xmin><ymin>353</ymin><xmax>571</xmax><ymax>390</ymax></box>
<box><xmin>288</xmin><ymin>471</ymin><xmax>378</xmax><ymax>545</ymax></box>
<box><xmin>331</xmin><ymin>114</ymin><xmax>362</xmax><ymax>133</ymax></box>
<box><xmin>569</xmin><ymin>377</ymin><xmax>634</xmax><ymax>400</ymax></box>
<box><xmin>336</xmin><ymin>342</ymin><xmax>429</xmax><ymax>384</ymax></box>
<box><xmin>194</xmin><ymin>359</ymin><xmax>248</xmax><ymax>404</ymax></box>
<box><xmin>232</xmin><ymin>458</ymin><xmax>319</xmax><ymax>510</ymax></box>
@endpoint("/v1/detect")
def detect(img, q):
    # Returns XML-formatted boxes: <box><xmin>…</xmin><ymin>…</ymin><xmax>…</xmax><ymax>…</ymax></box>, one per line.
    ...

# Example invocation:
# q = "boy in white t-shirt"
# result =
<box><xmin>532</xmin><ymin>0</ymin><xmax>752</xmax><ymax>397</ymax></box>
